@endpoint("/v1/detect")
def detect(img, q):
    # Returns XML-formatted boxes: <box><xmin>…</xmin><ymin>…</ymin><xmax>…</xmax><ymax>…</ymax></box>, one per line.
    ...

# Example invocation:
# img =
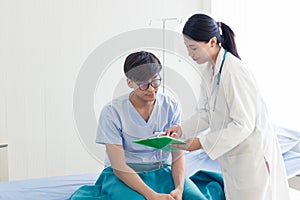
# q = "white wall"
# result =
<box><xmin>0</xmin><ymin>0</ymin><xmax>210</xmax><ymax>180</ymax></box>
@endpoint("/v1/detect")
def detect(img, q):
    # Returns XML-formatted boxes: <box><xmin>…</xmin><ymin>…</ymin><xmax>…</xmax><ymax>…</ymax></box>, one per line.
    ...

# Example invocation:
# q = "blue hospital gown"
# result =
<box><xmin>96</xmin><ymin>92</ymin><xmax>181</xmax><ymax>166</ymax></box>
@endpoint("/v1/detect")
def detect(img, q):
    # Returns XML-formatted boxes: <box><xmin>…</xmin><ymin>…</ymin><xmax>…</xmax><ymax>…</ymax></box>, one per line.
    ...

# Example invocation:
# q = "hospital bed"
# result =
<box><xmin>0</xmin><ymin>125</ymin><xmax>300</xmax><ymax>200</ymax></box>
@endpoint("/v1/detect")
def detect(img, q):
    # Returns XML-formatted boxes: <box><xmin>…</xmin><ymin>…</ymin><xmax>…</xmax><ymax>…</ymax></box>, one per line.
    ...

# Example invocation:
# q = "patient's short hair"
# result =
<box><xmin>124</xmin><ymin>51</ymin><xmax>162</xmax><ymax>82</ymax></box>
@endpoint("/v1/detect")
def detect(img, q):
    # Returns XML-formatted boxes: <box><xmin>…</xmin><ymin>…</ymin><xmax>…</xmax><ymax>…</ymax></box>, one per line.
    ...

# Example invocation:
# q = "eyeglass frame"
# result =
<box><xmin>134</xmin><ymin>75</ymin><xmax>162</xmax><ymax>91</ymax></box>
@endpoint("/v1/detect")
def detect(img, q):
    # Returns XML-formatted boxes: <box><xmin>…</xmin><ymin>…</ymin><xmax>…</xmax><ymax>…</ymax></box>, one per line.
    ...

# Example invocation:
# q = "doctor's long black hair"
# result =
<box><xmin>183</xmin><ymin>13</ymin><xmax>241</xmax><ymax>59</ymax></box>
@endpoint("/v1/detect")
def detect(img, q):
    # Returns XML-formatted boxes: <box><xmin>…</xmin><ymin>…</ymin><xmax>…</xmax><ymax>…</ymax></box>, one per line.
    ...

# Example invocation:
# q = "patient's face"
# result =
<box><xmin>131</xmin><ymin>74</ymin><xmax>160</xmax><ymax>102</ymax></box>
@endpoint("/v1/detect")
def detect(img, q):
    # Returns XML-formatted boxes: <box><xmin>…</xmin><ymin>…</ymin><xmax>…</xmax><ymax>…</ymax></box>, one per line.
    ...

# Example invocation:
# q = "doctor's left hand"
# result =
<box><xmin>171</xmin><ymin>137</ymin><xmax>202</xmax><ymax>151</ymax></box>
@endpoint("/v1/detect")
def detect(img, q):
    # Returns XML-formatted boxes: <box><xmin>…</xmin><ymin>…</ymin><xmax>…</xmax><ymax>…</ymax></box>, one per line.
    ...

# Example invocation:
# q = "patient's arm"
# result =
<box><xmin>170</xmin><ymin>150</ymin><xmax>185</xmax><ymax>200</ymax></box>
<box><xmin>106</xmin><ymin>144</ymin><xmax>175</xmax><ymax>200</ymax></box>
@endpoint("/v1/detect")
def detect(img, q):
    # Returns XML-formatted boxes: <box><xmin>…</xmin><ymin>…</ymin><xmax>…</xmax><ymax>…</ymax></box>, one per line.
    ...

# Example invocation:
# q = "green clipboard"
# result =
<box><xmin>133</xmin><ymin>136</ymin><xmax>186</xmax><ymax>151</ymax></box>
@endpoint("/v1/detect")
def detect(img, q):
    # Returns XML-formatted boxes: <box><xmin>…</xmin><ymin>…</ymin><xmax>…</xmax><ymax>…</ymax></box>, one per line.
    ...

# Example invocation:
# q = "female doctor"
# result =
<box><xmin>166</xmin><ymin>13</ymin><xmax>290</xmax><ymax>200</ymax></box>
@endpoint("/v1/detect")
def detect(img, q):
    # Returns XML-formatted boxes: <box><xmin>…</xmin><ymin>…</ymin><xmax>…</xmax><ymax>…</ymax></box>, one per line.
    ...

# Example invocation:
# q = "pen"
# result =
<box><xmin>153</xmin><ymin>131</ymin><xmax>165</xmax><ymax>136</ymax></box>
<box><xmin>153</xmin><ymin>131</ymin><xmax>177</xmax><ymax>137</ymax></box>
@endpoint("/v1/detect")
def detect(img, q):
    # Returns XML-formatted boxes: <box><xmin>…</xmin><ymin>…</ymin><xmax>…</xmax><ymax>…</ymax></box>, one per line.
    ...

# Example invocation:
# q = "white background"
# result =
<box><xmin>211</xmin><ymin>0</ymin><xmax>300</xmax><ymax>131</ymax></box>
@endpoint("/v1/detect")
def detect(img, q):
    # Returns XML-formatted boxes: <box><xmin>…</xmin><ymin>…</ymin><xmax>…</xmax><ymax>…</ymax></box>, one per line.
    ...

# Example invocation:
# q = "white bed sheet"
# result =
<box><xmin>0</xmin><ymin>173</ymin><xmax>98</xmax><ymax>200</ymax></box>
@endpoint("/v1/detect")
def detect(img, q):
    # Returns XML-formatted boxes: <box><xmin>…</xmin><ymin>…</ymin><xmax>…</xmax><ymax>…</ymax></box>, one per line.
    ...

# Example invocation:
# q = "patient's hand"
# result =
<box><xmin>170</xmin><ymin>187</ymin><xmax>183</xmax><ymax>200</ymax></box>
<box><xmin>171</xmin><ymin>137</ymin><xmax>202</xmax><ymax>151</ymax></box>
<box><xmin>149</xmin><ymin>193</ymin><xmax>175</xmax><ymax>200</ymax></box>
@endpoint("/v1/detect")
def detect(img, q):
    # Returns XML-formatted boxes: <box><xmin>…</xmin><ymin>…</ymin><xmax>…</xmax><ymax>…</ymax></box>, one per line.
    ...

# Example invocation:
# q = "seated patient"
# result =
<box><xmin>70</xmin><ymin>51</ymin><xmax>206</xmax><ymax>200</ymax></box>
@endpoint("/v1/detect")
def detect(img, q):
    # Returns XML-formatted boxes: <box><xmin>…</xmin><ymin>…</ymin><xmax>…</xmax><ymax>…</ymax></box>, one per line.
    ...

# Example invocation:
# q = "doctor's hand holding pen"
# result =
<box><xmin>165</xmin><ymin>125</ymin><xmax>202</xmax><ymax>151</ymax></box>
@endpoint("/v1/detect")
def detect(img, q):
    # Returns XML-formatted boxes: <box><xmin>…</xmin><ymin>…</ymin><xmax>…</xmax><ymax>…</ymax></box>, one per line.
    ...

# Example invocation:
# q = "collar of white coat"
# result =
<box><xmin>213</xmin><ymin>47</ymin><xmax>226</xmax><ymax>77</ymax></box>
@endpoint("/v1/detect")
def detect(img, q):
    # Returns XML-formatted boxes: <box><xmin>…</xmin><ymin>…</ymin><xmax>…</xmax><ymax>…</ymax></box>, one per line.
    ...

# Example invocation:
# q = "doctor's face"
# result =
<box><xmin>184</xmin><ymin>36</ymin><xmax>211</xmax><ymax>64</ymax></box>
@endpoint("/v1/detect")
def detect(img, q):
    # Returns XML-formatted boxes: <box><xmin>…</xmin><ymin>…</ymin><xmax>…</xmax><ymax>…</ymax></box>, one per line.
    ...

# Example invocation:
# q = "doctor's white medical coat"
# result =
<box><xmin>182</xmin><ymin>48</ymin><xmax>290</xmax><ymax>200</ymax></box>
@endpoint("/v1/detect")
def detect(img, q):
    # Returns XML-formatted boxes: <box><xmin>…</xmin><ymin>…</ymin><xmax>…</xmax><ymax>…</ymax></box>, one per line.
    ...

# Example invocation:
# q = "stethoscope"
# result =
<box><xmin>217</xmin><ymin>50</ymin><xmax>227</xmax><ymax>85</ymax></box>
<box><xmin>205</xmin><ymin>50</ymin><xmax>227</xmax><ymax>113</ymax></box>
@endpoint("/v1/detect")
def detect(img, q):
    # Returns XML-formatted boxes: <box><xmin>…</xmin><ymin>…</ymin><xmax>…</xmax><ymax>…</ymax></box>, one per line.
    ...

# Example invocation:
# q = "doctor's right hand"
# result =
<box><xmin>165</xmin><ymin>125</ymin><xmax>182</xmax><ymax>139</ymax></box>
<box><xmin>171</xmin><ymin>137</ymin><xmax>202</xmax><ymax>151</ymax></box>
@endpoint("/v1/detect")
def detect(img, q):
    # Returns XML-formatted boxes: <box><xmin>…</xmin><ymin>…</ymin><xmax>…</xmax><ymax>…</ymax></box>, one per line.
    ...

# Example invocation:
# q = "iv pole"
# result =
<box><xmin>149</xmin><ymin>18</ymin><xmax>181</xmax><ymax>169</ymax></box>
<box><xmin>149</xmin><ymin>18</ymin><xmax>181</xmax><ymax>93</ymax></box>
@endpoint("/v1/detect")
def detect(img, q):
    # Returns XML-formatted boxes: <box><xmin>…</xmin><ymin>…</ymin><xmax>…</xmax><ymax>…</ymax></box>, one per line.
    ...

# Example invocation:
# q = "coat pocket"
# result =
<box><xmin>226</xmin><ymin>153</ymin><xmax>269</xmax><ymax>190</ymax></box>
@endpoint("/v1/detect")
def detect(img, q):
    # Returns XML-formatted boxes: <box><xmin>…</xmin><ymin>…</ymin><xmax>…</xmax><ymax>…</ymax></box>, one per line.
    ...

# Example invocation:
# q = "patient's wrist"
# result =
<box><xmin>176</xmin><ymin>184</ymin><xmax>184</xmax><ymax>192</ymax></box>
<box><xmin>144</xmin><ymin>189</ymin><xmax>156</xmax><ymax>200</ymax></box>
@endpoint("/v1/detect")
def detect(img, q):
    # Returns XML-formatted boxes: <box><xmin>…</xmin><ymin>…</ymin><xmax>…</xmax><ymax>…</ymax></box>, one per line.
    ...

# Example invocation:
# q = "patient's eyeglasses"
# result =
<box><xmin>136</xmin><ymin>76</ymin><xmax>161</xmax><ymax>91</ymax></box>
